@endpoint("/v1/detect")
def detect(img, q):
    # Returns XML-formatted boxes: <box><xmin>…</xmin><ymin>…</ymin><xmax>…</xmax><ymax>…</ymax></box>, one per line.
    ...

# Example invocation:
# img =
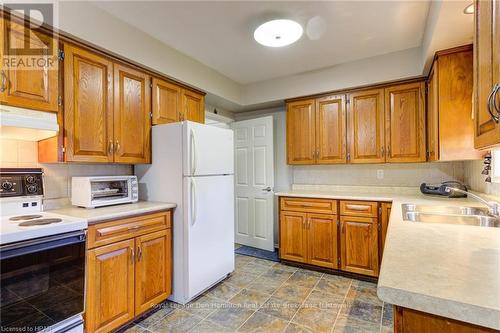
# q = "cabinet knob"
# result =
<box><xmin>487</xmin><ymin>84</ymin><xmax>500</xmax><ymax>123</ymax></box>
<box><xmin>108</xmin><ymin>140</ymin><xmax>114</xmax><ymax>154</ymax></box>
<box><xmin>115</xmin><ymin>140</ymin><xmax>121</xmax><ymax>153</ymax></box>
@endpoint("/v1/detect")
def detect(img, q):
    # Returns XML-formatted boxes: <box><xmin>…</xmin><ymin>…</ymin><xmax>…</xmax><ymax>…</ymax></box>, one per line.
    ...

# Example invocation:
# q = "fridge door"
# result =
<box><xmin>183</xmin><ymin>175</ymin><xmax>235</xmax><ymax>300</ymax></box>
<box><xmin>183</xmin><ymin>121</ymin><xmax>234</xmax><ymax>176</ymax></box>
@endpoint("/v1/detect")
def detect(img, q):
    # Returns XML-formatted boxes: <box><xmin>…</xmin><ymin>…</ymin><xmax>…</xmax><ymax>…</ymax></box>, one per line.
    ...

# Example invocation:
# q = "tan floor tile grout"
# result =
<box><xmin>329</xmin><ymin>278</ymin><xmax>353</xmax><ymax>333</ymax></box>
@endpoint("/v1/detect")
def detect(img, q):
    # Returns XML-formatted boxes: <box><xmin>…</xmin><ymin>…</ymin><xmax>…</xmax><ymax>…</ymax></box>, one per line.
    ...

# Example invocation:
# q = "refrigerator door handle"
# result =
<box><xmin>191</xmin><ymin>178</ymin><xmax>197</xmax><ymax>226</ymax></box>
<box><xmin>190</xmin><ymin>129</ymin><xmax>197</xmax><ymax>175</ymax></box>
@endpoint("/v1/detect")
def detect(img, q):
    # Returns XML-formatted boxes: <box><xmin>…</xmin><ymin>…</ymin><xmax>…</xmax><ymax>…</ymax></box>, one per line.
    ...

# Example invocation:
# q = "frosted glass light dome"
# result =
<box><xmin>254</xmin><ymin>19</ymin><xmax>303</xmax><ymax>47</ymax></box>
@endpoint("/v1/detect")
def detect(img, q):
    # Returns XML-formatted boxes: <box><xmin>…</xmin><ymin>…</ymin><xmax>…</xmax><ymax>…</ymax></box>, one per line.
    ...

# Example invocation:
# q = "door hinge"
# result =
<box><xmin>58</xmin><ymin>95</ymin><xmax>63</xmax><ymax>106</ymax></box>
<box><xmin>58</xmin><ymin>49</ymin><xmax>65</xmax><ymax>60</ymax></box>
<box><xmin>61</xmin><ymin>147</ymin><xmax>66</xmax><ymax>153</ymax></box>
<box><xmin>337</xmin><ymin>257</ymin><xmax>341</xmax><ymax>265</ymax></box>
<box><xmin>347</xmin><ymin>152</ymin><xmax>351</xmax><ymax>161</ymax></box>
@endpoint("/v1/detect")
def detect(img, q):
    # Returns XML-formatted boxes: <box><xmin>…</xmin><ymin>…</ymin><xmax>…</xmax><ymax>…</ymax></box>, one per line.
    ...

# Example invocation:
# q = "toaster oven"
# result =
<box><xmin>71</xmin><ymin>176</ymin><xmax>138</xmax><ymax>208</ymax></box>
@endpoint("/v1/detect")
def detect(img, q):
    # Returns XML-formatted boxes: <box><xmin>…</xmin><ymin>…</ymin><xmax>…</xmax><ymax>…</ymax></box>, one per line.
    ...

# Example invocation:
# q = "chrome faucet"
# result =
<box><xmin>445</xmin><ymin>187</ymin><xmax>500</xmax><ymax>216</ymax></box>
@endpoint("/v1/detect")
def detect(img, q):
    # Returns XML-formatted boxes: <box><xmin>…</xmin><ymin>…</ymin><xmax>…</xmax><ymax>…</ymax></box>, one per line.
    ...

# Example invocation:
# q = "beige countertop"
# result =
<box><xmin>48</xmin><ymin>201</ymin><xmax>176</xmax><ymax>225</ymax></box>
<box><xmin>275</xmin><ymin>187</ymin><xmax>500</xmax><ymax>330</ymax></box>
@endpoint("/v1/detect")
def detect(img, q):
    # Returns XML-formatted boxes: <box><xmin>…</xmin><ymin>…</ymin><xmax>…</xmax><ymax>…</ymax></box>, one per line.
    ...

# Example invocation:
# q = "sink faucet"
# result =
<box><xmin>445</xmin><ymin>187</ymin><xmax>500</xmax><ymax>216</ymax></box>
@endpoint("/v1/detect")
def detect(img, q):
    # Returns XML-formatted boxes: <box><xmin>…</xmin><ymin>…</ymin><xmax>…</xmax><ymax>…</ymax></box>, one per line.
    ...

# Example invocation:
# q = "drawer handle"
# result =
<box><xmin>128</xmin><ymin>225</ymin><xmax>141</xmax><ymax>231</ymax></box>
<box><xmin>345</xmin><ymin>204</ymin><xmax>370</xmax><ymax>211</ymax></box>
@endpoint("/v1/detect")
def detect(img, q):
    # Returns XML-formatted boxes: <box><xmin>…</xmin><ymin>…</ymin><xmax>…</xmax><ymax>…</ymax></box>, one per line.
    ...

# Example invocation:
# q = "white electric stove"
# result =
<box><xmin>0</xmin><ymin>168</ymin><xmax>87</xmax><ymax>333</ymax></box>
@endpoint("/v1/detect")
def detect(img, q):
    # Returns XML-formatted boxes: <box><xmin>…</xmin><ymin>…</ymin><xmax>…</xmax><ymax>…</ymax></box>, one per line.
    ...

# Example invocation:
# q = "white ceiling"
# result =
<box><xmin>93</xmin><ymin>1</ymin><xmax>431</xmax><ymax>85</ymax></box>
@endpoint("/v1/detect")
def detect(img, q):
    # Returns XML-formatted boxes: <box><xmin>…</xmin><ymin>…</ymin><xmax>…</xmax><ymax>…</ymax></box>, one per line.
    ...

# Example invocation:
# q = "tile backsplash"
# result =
<box><xmin>1</xmin><ymin>139</ymin><xmax>132</xmax><ymax>208</ymax></box>
<box><xmin>293</xmin><ymin>162</ymin><xmax>466</xmax><ymax>187</ymax></box>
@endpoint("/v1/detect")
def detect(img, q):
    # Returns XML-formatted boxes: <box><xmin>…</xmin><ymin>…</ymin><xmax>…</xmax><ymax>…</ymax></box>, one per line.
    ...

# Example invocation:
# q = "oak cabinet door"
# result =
<box><xmin>114</xmin><ymin>64</ymin><xmax>151</xmax><ymax>163</ymax></box>
<box><xmin>307</xmin><ymin>213</ymin><xmax>338</xmax><ymax>269</ymax></box>
<box><xmin>64</xmin><ymin>44</ymin><xmax>114</xmax><ymax>162</ymax></box>
<box><xmin>287</xmin><ymin>99</ymin><xmax>316</xmax><ymax>165</ymax></box>
<box><xmin>135</xmin><ymin>229</ymin><xmax>172</xmax><ymax>315</ymax></box>
<box><xmin>347</xmin><ymin>89</ymin><xmax>386</xmax><ymax>163</ymax></box>
<box><xmin>379</xmin><ymin>203</ymin><xmax>392</xmax><ymax>260</ymax></box>
<box><xmin>474</xmin><ymin>0</ymin><xmax>500</xmax><ymax>149</ymax></box>
<box><xmin>280</xmin><ymin>211</ymin><xmax>307</xmax><ymax>263</ymax></box>
<box><xmin>86</xmin><ymin>239</ymin><xmax>135</xmax><ymax>333</ymax></box>
<box><xmin>0</xmin><ymin>18</ymin><xmax>59</xmax><ymax>112</ymax></box>
<box><xmin>427</xmin><ymin>64</ymin><xmax>439</xmax><ymax>162</ymax></box>
<box><xmin>316</xmin><ymin>95</ymin><xmax>347</xmax><ymax>164</ymax></box>
<box><xmin>152</xmin><ymin>78</ymin><xmax>181</xmax><ymax>125</ymax></box>
<box><xmin>385</xmin><ymin>82</ymin><xmax>426</xmax><ymax>163</ymax></box>
<box><xmin>340</xmin><ymin>216</ymin><xmax>379</xmax><ymax>277</ymax></box>
<box><xmin>182</xmin><ymin>89</ymin><xmax>205</xmax><ymax>123</ymax></box>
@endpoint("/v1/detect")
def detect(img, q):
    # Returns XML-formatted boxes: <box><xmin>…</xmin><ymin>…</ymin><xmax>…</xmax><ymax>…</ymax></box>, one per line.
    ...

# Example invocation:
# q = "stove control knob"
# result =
<box><xmin>2</xmin><ymin>181</ymin><xmax>13</xmax><ymax>191</ymax></box>
<box><xmin>26</xmin><ymin>175</ymin><xmax>36</xmax><ymax>184</ymax></box>
<box><xmin>27</xmin><ymin>184</ymin><xmax>38</xmax><ymax>193</ymax></box>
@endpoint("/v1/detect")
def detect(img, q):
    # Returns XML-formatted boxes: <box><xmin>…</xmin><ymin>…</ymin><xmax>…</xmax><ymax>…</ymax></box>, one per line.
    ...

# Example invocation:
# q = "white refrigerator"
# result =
<box><xmin>135</xmin><ymin>121</ymin><xmax>234</xmax><ymax>304</ymax></box>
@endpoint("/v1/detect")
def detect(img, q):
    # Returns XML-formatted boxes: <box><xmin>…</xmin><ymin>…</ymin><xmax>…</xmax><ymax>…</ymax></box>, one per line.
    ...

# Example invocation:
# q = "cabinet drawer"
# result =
<box><xmin>281</xmin><ymin>197</ymin><xmax>337</xmax><ymax>214</ymax></box>
<box><xmin>87</xmin><ymin>211</ymin><xmax>171</xmax><ymax>249</ymax></box>
<box><xmin>340</xmin><ymin>201</ymin><xmax>378</xmax><ymax>217</ymax></box>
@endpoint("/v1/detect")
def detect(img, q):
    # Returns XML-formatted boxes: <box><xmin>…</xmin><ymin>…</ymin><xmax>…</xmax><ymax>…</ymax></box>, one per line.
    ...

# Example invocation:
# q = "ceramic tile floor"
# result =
<box><xmin>123</xmin><ymin>254</ymin><xmax>393</xmax><ymax>333</ymax></box>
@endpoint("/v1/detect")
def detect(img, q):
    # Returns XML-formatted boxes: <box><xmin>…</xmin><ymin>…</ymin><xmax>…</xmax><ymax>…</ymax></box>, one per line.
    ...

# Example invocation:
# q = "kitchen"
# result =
<box><xmin>0</xmin><ymin>1</ymin><xmax>499</xmax><ymax>333</ymax></box>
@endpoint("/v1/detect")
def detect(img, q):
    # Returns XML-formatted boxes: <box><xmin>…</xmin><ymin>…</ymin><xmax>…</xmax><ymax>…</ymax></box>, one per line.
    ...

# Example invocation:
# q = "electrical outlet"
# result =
<box><xmin>377</xmin><ymin>169</ymin><xmax>384</xmax><ymax>179</ymax></box>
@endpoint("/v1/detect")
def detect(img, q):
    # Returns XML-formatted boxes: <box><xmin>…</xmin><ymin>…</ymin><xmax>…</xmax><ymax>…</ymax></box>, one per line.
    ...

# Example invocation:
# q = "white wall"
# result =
<box><xmin>242</xmin><ymin>47</ymin><xmax>423</xmax><ymax>106</ymax></box>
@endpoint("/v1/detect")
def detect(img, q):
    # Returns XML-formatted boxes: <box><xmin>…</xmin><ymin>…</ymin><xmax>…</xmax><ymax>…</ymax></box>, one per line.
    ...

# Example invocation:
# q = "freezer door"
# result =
<box><xmin>183</xmin><ymin>121</ymin><xmax>234</xmax><ymax>176</ymax></box>
<box><xmin>184</xmin><ymin>175</ymin><xmax>235</xmax><ymax>299</ymax></box>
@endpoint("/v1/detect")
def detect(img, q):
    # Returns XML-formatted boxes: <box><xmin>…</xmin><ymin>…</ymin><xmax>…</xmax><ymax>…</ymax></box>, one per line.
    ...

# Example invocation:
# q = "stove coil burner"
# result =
<box><xmin>18</xmin><ymin>218</ymin><xmax>63</xmax><ymax>226</ymax></box>
<box><xmin>9</xmin><ymin>215</ymin><xmax>43</xmax><ymax>221</ymax></box>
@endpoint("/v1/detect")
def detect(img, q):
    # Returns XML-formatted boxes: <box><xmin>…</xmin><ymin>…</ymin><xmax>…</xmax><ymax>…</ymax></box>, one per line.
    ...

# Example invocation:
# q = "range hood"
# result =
<box><xmin>0</xmin><ymin>105</ymin><xmax>59</xmax><ymax>141</ymax></box>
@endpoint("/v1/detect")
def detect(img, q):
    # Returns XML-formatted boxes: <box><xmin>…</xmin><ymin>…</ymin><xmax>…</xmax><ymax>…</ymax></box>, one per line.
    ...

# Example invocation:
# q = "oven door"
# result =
<box><xmin>0</xmin><ymin>231</ymin><xmax>86</xmax><ymax>332</ymax></box>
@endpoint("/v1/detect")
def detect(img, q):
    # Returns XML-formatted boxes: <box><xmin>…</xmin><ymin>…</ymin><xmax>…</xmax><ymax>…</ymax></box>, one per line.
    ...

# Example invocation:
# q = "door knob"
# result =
<box><xmin>262</xmin><ymin>187</ymin><xmax>273</xmax><ymax>192</ymax></box>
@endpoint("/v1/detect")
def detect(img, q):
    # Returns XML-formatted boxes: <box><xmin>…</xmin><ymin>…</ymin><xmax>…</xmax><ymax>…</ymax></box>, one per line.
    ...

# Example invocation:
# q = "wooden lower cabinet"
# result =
<box><xmin>135</xmin><ymin>229</ymin><xmax>172</xmax><ymax>315</ymax></box>
<box><xmin>380</xmin><ymin>202</ymin><xmax>392</xmax><ymax>258</ymax></box>
<box><xmin>280</xmin><ymin>211</ymin><xmax>308</xmax><ymax>263</ymax></box>
<box><xmin>307</xmin><ymin>213</ymin><xmax>338</xmax><ymax>269</ymax></box>
<box><xmin>394</xmin><ymin>306</ymin><xmax>498</xmax><ymax>333</ymax></box>
<box><xmin>86</xmin><ymin>239</ymin><xmax>135</xmax><ymax>333</ymax></box>
<box><xmin>86</xmin><ymin>211</ymin><xmax>172</xmax><ymax>333</ymax></box>
<box><xmin>280</xmin><ymin>208</ymin><xmax>338</xmax><ymax>269</ymax></box>
<box><xmin>340</xmin><ymin>215</ymin><xmax>379</xmax><ymax>277</ymax></box>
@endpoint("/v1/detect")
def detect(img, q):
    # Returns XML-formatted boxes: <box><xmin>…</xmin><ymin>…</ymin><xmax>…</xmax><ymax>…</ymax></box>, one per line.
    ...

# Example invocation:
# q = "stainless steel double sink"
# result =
<box><xmin>402</xmin><ymin>204</ymin><xmax>500</xmax><ymax>228</ymax></box>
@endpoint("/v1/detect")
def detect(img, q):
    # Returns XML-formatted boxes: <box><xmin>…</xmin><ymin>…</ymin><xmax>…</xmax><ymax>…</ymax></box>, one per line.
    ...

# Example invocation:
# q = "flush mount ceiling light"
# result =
<box><xmin>464</xmin><ymin>3</ymin><xmax>474</xmax><ymax>14</ymax></box>
<box><xmin>254</xmin><ymin>19</ymin><xmax>303</xmax><ymax>47</ymax></box>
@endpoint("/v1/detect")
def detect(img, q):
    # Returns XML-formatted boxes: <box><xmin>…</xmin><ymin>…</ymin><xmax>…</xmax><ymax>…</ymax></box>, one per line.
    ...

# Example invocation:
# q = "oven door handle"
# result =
<box><xmin>0</xmin><ymin>230</ymin><xmax>86</xmax><ymax>260</ymax></box>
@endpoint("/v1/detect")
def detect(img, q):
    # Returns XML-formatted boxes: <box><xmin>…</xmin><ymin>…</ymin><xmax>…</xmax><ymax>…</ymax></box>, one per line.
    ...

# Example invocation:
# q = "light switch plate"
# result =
<box><xmin>377</xmin><ymin>169</ymin><xmax>384</xmax><ymax>179</ymax></box>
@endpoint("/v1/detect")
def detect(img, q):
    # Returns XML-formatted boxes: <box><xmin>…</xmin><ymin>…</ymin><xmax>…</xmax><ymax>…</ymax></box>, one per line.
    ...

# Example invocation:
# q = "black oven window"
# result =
<box><xmin>0</xmin><ymin>241</ymin><xmax>85</xmax><ymax>332</ymax></box>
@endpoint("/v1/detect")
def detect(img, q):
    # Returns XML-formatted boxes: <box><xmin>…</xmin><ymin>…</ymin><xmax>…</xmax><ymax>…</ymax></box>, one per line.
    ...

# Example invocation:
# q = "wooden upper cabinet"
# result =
<box><xmin>152</xmin><ymin>77</ymin><xmax>181</xmax><ymax>125</ymax></box>
<box><xmin>113</xmin><ymin>63</ymin><xmax>151</xmax><ymax>164</ymax></box>
<box><xmin>428</xmin><ymin>46</ymin><xmax>482</xmax><ymax>161</ymax></box>
<box><xmin>427</xmin><ymin>64</ymin><xmax>439</xmax><ymax>161</ymax></box>
<box><xmin>316</xmin><ymin>95</ymin><xmax>347</xmax><ymax>164</ymax></box>
<box><xmin>287</xmin><ymin>99</ymin><xmax>316</xmax><ymax>164</ymax></box>
<box><xmin>279</xmin><ymin>211</ymin><xmax>308</xmax><ymax>263</ymax></box>
<box><xmin>385</xmin><ymin>82</ymin><xmax>426</xmax><ymax>163</ymax></box>
<box><xmin>340</xmin><ymin>215</ymin><xmax>379</xmax><ymax>277</ymax></box>
<box><xmin>0</xmin><ymin>17</ymin><xmax>59</xmax><ymax>112</ymax></box>
<box><xmin>474</xmin><ymin>0</ymin><xmax>500</xmax><ymax>149</ymax></box>
<box><xmin>182</xmin><ymin>89</ymin><xmax>205</xmax><ymax>123</ymax></box>
<box><xmin>135</xmin><ymin>229</ymin><xmax>172</xmax><ymax>316</ymax></box>
<box><xmin>307</xmin><ymin>213</ymin><xmax>338</xmax><ymax>269</ymax></box>
<box><xmin>347</xmin><ymin>89</ymin><xmax>386</xmax><ymax>163</ymax></box>
<box><xmin>64</xmin><ymin>44</ymin><xmax>114</xmax><ymax>163</ymax></box>
<box><xmin>86</xmin><ymin>239</ymin><xmax>135</xmax><ymax>333</ymax></box>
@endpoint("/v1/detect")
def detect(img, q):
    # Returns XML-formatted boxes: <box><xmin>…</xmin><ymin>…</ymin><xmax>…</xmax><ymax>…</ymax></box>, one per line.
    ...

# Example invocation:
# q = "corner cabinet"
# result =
<box><xmin>64</xmin><ymin>44</ymin><xmax>151</xmax><ymax>164</ymax></box>
<box><xmin>86</xmin><ymin>211</ymin><xmax>172</xmax><ymax>333</ymax></box>
<box><xmin>474</xmin><ymin>0</ymin><xmax>500</xmax><ymax>149</ymax></box>
<box><xmin>0</xmin><ymin>17</ymin><xmax>59</xmax><ymax>112</ymax></box>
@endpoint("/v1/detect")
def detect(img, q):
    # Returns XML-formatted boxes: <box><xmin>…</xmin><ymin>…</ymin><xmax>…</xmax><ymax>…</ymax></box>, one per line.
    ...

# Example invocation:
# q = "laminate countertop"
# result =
<box><xmin>275</xmin><ymin>189</ymin><xmax>500</xmax><ymax>330</ymax></box>
<box><xmin>48</xmin><ymin>201</ymin><xmax>176</xmax><ymax>225</ymax></box>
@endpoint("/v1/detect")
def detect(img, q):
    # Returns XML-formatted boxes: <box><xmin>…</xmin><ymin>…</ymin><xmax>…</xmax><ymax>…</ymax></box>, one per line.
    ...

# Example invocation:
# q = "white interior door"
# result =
<box><xmin>233</xmin><ymin>116</ymin><xmax>274</xmax><ymax>251</ymax></box>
